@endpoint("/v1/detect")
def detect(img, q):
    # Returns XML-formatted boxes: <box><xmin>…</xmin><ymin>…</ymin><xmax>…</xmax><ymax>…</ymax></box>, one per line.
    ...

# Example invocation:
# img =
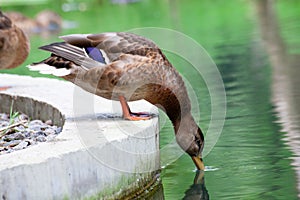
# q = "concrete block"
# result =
<box><xmin>0</xmin><ymin>74</ymin><xmax>161</xmax><ymax>200</ymax></box>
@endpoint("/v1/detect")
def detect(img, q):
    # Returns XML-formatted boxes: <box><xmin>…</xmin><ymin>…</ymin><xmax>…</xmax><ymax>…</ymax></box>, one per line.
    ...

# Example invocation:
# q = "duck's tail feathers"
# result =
<box><xmin>39</xmin><ymin>42</ymin><xmax>105</xmax><ymax>69</ymax></box>
<box><xmin>28</xmin><ymin>62</ymin><xmax>72</xmax><ymax>77</ymax></box>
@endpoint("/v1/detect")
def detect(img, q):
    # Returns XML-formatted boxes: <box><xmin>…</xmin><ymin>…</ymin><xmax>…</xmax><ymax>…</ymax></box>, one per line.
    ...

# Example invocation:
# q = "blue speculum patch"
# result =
<box><xmin>85</xmin><ymin>47</ymin><xmax>106</xmax><ymax>64</ymax></box>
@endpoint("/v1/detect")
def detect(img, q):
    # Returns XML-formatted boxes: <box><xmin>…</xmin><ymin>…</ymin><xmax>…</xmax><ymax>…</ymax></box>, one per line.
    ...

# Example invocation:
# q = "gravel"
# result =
<box><xmin>0</xmin><ymin>113</ymin><xmax>62</xmax><ymax>155</ymax></box>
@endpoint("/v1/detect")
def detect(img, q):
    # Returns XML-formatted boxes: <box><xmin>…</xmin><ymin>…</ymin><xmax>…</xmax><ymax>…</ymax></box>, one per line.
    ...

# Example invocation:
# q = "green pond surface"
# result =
<box><xmin>2</xmin><ymin>0</ymin><xmax>300</xmax><ymax>199</ymax></box>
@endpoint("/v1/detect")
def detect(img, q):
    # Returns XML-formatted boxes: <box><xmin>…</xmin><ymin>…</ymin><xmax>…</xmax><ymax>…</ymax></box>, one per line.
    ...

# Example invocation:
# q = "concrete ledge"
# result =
<box><xmin>0</xmin><ymin>93</ymin><xmax>64</xmax><ymax>126</ymax></box>
<box><xmin>0</xmin><ymin>74</ymin><xmax>160</xmax><ymax>200</ymax></box>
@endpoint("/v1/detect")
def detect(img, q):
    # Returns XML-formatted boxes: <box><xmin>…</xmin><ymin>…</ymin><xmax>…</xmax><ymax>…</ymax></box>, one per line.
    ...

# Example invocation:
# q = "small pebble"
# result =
<box><xmin>45</xmin><ymin>120</ymin><xmax>53</xmax><ymax>126</ymax></box>
<box><xmin>28</xmin><ymin>139</ymin><xmax>37</xmax><ymax>145</ymax></box>
<box><xmin>3</xmin><ymin>134</ymin><xmax>15</xmax><ymax>142</ymax></box>
<box><xmin>29</xmin><ymin>120</ymin><xmax>44</xmax><ymax>126</ymax></box>
<box><xmin>34</xmin><ymin>131</ymin><xmax>46</xmax><ymax>137</ymax></box>
<box><xmin>17</xmin><ymin>114</ymin><xmax>29</xmax><ymax>121</ymax></box>
<box><xmin>0</xmin><ymin>121</ymin><xmax>9</xmax><ymax>128</ymax></box>
<box><xmin>35</xmin><ymin>135</ymin><xmax>46</xmax><ymax>142</ymax></box>
<box><xmin>0</xmin><ymin>141</ymin><xmax>4</xmax><ymax>147</ymax></box>
<box><xmin>28</xmin><ymin>125</ymin><xmax>42</xmax><ymax>132</ymax></box>
<box><xmin>14</xmin><ymin>132</ymin><xmax>26</xmax><ymax>140</ymax></box>
<box><xmin>44</xmin><ymin>128</ymin><xmax>56</xmax><ymax>136</ymax></box>
<box><xmin>46</xmin><ymin>134</ymin><xmax>57</xmax><ymax>142</ymax></box>
<box><xmin>5</xmin><ymin>149</ymin><xmax>14</xmax><ymax>154</ymax></box>
<box><xmin>0</xmin><ymin>113</ymin><xmax>9</xmax><ymax>121</ymax></box>
<box><xmin>23</xmin><ymin>131</ymin><xmax>31</xmax><ymax>138</ymax></box>
<box><xmin>55</xmin><ymin>127</ymin><xmax>62</xmax><ymax>134</ymax></box>
<box><xmin>14</xmin><ymin>125</ymin><xmax>26</xmax><ymax>132</ymax></box>
<box><xmin>6</xmin><ymin>140</ymin><xmax>21</xmax><ymax>147</ymax></box>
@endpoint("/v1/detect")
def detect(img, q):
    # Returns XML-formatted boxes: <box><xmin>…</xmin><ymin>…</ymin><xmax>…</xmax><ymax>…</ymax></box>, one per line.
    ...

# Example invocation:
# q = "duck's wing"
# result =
<box><xmin>29</xmin><ymin>32</ymin><xmax>168</xmax><ymax>78</ymax></box>
<box><xmin>60</xmin><ymin>32</ymin><xmax>161</xmax><ymax>62</ymax></box>
<box><xmin>38</xmin><ymin>42</ymin><xmax>103</xmax><ymax>69</ymax></box>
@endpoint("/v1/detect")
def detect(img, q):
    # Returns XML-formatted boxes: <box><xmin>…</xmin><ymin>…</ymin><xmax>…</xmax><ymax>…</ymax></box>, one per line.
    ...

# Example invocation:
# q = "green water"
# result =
<box><xmin>2</xmin><ymin>0</ymin><xmax>300</xmax><ymax>199</ymax></box>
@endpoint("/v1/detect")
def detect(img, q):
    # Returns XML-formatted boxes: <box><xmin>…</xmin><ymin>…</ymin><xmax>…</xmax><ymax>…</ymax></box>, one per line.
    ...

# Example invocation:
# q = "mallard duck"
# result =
<box><xmin>29</xmin><ymin>32</ymin><xmax>205</xmax><ymax>170</ymax></box>
<box><xmin>0</xmin><ymin>11</ymin><xmax>29</xmax><ymax>70</ymax></box>
<box><xmin>35</xmin><ymin>10</ymin><xmax>62</xmax><ymax>34</ymax></box>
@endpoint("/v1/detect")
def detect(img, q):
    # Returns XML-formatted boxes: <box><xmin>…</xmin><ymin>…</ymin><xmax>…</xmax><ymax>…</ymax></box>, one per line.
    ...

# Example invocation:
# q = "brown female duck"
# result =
<box><xmin>29</xmin><ymin>32</ymin><xmax>205</xmax><ymax>170</ymax></box>
<box><xmin>0</xmin><ymin>11</ymin><xmax>29</xmax><ymax>70</ymax></box>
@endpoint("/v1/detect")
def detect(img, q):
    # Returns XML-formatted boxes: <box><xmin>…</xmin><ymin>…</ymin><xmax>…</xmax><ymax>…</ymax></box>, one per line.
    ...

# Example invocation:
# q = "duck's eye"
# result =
<box><xmin>85</xmin><ymin>47</ymin><xmax>106</xmax><ymax>64</ymax></box>
<box><xmin>195</xmin><ymin>137</ymin><xmax>202</xmax><ymax>148</ymax></box>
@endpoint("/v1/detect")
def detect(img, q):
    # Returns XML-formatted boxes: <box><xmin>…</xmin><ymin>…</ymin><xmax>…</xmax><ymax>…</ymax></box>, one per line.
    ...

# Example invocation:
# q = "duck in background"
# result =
<box><xmin>0</xmin><ymin>11</ymin><xmax>29</xmax><ymax>70</ymax></box>
<box><xmin>0</xmin><ymin>11</ymin><xmax>29</xmax><ymax>90</ymax></box>
<box><xmin>4</xmin><ymin>10</ymin><xmax>62</xmax><ymax>36</ymax></box>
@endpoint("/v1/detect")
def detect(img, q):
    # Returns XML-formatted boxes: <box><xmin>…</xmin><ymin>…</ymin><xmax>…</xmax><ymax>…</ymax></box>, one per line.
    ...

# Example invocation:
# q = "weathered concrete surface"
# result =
<box><xmin>0</xmin><ymin>74</ymin><xmax>160</xmax><ymax>200</ymax></box>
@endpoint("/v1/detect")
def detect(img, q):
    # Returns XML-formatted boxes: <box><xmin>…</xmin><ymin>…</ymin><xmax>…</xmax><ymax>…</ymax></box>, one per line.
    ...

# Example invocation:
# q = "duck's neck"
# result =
<box><xmin>144</xmin><ymin>63</ymin><xmax>195</xmax><ymax>134</ymax></box>
<box><xmin>172</xmin><ymin>112</ymin><xmax>197</xmax><ymax>135</ymax></box>
<box><xmin>166</xmin><ymin>101</ymin><xmax>192</xmax><ymax>133</ymax></box>
<box><xmin>148</xmin><ymin>84</ymin><xmax>193</xmax><ymax>134</ymax></box>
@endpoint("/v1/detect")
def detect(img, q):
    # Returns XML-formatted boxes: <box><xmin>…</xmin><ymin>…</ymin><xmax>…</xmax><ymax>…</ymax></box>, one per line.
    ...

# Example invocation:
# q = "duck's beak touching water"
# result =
<box><xmin>192</xmin><ymin>155</ymin><xmax>205</xmax><ymax>171</ymax></box>
<box><xmin>175</xmin><ymin>122</ymin><xmax>205</xmax><ymax>171</ymax></box>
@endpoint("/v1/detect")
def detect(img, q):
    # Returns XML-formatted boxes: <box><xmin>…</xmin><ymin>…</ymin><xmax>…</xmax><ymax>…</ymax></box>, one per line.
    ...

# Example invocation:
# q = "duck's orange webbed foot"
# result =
<box><xmin>0</xmin><ymin>86</ymin><xmax>11</xmax><ymax>91</ymax></box>
<box><xmin>124</xmin><ymin>112</ymin><xmax>151</xmax><ymax>121</ymax></box>
<box><xmin>119</xmin><ymin>96</ymin><xmax>151</xmax><ymax>121</ymax></box>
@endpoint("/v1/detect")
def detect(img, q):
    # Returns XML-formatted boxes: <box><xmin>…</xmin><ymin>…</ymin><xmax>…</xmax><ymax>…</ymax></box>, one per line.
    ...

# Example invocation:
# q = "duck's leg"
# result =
<box><xmin>0</xmin><ymin>86</ymin><xmax>11</xmax><ymax>91</ymax></box>
<box><xmin>119</xmin><ymin>96</ymin><xmax>151</xmax><ymax>121</ymax></box>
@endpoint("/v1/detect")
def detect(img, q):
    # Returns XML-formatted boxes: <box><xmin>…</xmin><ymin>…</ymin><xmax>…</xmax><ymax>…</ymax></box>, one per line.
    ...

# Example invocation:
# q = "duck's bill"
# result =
<box><xmin>192</xmin><ymin>156</ymin><xmax>205</xmax><ymax>171</ymax></box>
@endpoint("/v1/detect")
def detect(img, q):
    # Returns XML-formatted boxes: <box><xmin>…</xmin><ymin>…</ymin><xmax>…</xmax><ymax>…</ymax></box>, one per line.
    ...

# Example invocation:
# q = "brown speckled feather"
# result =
<box><xmin>60</xmin><ymin>33</ymin><xmax>171</xmax><ymax>63</ymax></box>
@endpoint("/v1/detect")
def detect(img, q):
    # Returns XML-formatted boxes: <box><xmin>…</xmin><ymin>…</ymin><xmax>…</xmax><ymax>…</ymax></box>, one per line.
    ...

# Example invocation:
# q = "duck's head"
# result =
<box><xmin>174</xmin><ymin>114</ymin><xmax>205</xmax><ymax>171</ymax></box>
<box><xmin>0</xmin><ymin>11</ymin><xmax>12</xmax><ymax>29</ymax></box>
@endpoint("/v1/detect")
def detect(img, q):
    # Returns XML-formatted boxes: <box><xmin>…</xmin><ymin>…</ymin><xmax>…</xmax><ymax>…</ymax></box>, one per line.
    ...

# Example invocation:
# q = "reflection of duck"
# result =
<box><xmin>29</xmin><ymin>32</ymin><xmax>205</xmax><ymax>170</ymax></box>
<box><xmin>4</xmin><ymin>10</ymin><xmax>61</xmax><ymax>35</ymax></box>
<box><xmin>183</xmin><ymin>171</ymin><xmax>209</xmax><ymax>200</ymax></box>
<box><xmin>0</xmin><ymin>11</ymin><xmax>29</xmax><ymax>70</ymax></box>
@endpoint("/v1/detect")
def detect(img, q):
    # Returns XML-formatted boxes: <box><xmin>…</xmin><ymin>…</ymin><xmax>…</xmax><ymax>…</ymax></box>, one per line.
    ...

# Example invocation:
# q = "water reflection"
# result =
<box><xmin>161</xmin><ymin>0</ymin><xmax>299</xmax><ymax>198</ymax></box>
<box><xmin>255</xmin><ymin>0</ymin><xmax>300</xmax><ymax>198</ymax></box>
<box><xmin>154</xmin><ymin>171</ymin><xmax>209</xmax><ymax>200</ymax></box>
<box><xmin>183</xmin><ymin>171</ymin><xmax>209</xmax><ymax>200</ymax></box>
